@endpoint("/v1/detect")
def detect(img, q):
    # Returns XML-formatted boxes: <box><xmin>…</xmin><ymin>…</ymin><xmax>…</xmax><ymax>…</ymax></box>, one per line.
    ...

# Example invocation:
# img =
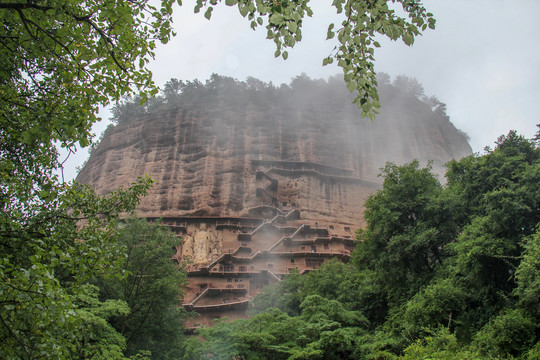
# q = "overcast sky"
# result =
<box><xmin>61</xmin><ymin>0</ymin><xmax>539</xmax><ymax>181</ymax></box>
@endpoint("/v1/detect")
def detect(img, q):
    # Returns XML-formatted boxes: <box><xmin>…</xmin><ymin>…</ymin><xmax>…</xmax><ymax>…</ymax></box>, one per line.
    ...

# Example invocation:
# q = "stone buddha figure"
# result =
<box><xmin>181</xmin><ymin>233</ymin><xmax>195</xmax><ymax>259</ymax></box>
<box><xmin>193</xmin><ymin>223</ymin><xmax>211</xmax><ymax>265</ymax></box>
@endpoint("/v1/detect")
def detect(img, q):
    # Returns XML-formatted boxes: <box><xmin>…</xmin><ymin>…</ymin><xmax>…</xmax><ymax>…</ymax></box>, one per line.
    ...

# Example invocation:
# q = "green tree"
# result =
<box><xmin>72</xmin><ymin>284</ymin><xmax>130</xmax><ymax>360</ymax></box>
<box><xmin>446</xmin><ymin>131</ymin><xmax>539</xmax><ymax>232</ymax></box>
<box><xmin>471</xmin><ymin>309</ymin><xmax>537</xmax><ymax>358</ymax></box>
<box><xmin>514</xmin><ymin>229</ymin><xmax>540</xmax><ymax>321</ymax></box>
<box><xmin>399</xmin><ymin>279</ymin><xmax>466</xmax><ymax>340</ymax></box>
<box><xmin>444</xmin><ymin>132</ymin><xmax>540</xmax><ymax>330</ymax></box>
<box><xmin>182</xmin><ymin>309</ymin><xmax>304</xmax><ymax>360</ymax></box>
<box><xmin>296</xmin><ymin>260</ymin><xmax>363</xmax><ymax>309</ymax></box>
<box><xmin>401</xmin><ymin>328</ymin><xmax>475</xmax><ymax>360</ymax></box>
<box><xmin>1</xmin><ymin>0</ymin><xmax>177</xmax><ymax>185</ymax></box>
<box><xmin>249</xmin><ymin>260</ymin><xmax>366</xmax><ymax>318</ymax></box>
<box><xmin>0</xmin><ymin>179</ymin><xmax>152</xmax><ymax>359</ymax></box>
<box><xmin>96</xmin><ymin>219</ymin><xmax>187</xmax><ymax>359</ymax></box>
<box><xmin>297</xmin><ymin>295</ymin><xmax>368</xmax><ymax>359</ymax></box>
<box><xmin>355</xmin><ymin>161</ymin><xmax>456</xmax><ymax>306</ymax></box>
<box><xmin>249</xmin><ymin>271</ymin><xmax>305</xmax><ymax>316</ymax></box>
<box><xmin>1</xmin><ymin>1</ymin><xmax>435</xmax><ymax>157</ymax></box>
<box><xmin>2</xmin><ymin>0</ymin><xmax>175</xmax><ymax>353</ymax></box>
<box><xmin>184</xmin><ymin>296</ymin><xmax>368</xmax><ymax>360</ymax></box>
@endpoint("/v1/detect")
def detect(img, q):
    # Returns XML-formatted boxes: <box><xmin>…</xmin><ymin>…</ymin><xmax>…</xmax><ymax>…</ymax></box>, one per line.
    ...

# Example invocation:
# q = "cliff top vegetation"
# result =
<box><xmin>109</xmin><ymin>73</ymin><xmax>453</xmax><ymax>125</ymax></box>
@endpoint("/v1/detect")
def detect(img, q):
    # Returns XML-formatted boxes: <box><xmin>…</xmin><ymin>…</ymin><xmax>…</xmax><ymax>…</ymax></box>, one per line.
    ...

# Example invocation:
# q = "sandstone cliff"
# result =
<box><xmin>77</xmin><ymin>74</ymin><xmax>472</xmax><ymax>228</ymax></box>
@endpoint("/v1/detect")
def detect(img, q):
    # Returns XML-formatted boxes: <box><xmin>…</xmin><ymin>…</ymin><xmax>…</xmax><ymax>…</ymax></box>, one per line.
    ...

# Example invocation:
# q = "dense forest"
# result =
<box><xmin>108</xmin><ymin>73</ymin><xmax>465</xmax><ymax>136</ymax></box>
<box><xmin>180</xmin><ymin>130</ymin><xmax>540</xmax><ymax>359</ymax></box>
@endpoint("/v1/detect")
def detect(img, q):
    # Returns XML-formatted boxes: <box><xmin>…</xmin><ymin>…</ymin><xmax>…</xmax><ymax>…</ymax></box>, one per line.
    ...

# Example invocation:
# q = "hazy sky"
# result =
<box><xmin>61</xmin><ymin>0</ymin><xmax>539</xmax><ymax>180</ymax></box>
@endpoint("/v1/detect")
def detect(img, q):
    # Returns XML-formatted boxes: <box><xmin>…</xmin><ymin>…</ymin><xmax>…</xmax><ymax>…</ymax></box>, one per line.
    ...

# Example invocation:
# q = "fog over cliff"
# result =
<box><xmin>77</xmin><ymin>74</ymin><xmax>471</xmax><ymax>224</ymax></box>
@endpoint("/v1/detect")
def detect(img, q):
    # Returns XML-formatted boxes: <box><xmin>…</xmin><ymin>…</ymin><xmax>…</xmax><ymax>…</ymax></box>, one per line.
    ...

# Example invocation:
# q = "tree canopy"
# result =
<box><xmin>1</xmin><ymin>0</ymin><xmax>177</xmax><ymax>174</ymax></box>
<box><xmin>0</xmin><ymin>178</ymin><xmax>153</xmax><ymax>358</ymax></box>
<box><xmin>95</xmin><ymin>219</ymin><xmax>187</xmax><ymax>359</ymax></box>
<box><xmin>1</xmin><ymin>0</ymin><xmax>176</xmax><ymax>356</ymax></box>
<box><xmin>108</xmin><ymin>73</ymin><xmax>451</xmax><ymax>124</ymax></box>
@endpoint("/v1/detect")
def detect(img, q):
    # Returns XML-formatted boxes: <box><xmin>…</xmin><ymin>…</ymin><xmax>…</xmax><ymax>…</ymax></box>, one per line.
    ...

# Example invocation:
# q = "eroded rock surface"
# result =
<box><xmin>77</xmin><ymin>77</ymin><xmax>471</xmax><ymax>226</ymax></box>
<box><xmin>77</xmin><ymin>76</ymin><xmax>472</xmax><ymax>326</ymax></box>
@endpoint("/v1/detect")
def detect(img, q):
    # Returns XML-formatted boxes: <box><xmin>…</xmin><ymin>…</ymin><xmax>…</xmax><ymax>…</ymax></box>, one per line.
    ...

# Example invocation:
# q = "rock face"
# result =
<box><xmin>77</xmin><ymin>75</ymin><xmax>472</xmax><ymax>327</ymax></box>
